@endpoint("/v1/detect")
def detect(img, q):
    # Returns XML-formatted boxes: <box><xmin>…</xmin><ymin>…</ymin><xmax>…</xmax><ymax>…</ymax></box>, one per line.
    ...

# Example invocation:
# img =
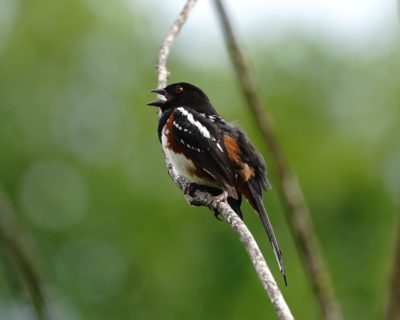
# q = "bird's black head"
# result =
<box><xmin>148</xmin><ymin>82</ymin><xmax>217</xmax><ymax>114</ymax></box>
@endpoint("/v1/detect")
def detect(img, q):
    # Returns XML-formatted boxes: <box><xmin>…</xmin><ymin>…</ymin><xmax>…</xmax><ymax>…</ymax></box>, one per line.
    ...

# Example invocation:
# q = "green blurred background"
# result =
<box><xmin>0</xmin><ymin>0</ymin><xmax>399</xmax><ymax>319</ymax></box>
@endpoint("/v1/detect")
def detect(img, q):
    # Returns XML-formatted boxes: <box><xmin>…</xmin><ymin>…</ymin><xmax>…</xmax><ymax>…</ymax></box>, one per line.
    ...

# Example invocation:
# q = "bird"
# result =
<box><xmin>148</xmin><ymin>82</ymin><xmax>286</xmax><ymax>285</ymax></box>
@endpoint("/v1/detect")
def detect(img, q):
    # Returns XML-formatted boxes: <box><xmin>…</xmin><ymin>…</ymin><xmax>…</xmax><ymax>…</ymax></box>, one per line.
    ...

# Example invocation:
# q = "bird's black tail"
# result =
<box><xmin>248</xmin><ymin>183</ymin><xmax>287</xmax><ymax>286</ymax></box>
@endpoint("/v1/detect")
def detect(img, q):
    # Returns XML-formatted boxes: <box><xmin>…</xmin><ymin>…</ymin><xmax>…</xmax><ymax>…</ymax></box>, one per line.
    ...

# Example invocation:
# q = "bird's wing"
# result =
<box><xmin>212</xmin><ymin>117</ymin><xmax>270</xmax><ymax>192</ymax></box>
<box><xmin>207</xmin><ymin>115</ymin><xmax>284</xmax><ymax>281</ymax></box>
<box><xmin>171</xmin><ymin>107</ymin><xmax>237</xmax><ymax>197</ymax></box>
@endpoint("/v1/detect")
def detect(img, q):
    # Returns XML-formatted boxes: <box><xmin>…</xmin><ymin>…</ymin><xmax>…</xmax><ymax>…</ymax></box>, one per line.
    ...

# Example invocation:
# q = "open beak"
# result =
<box><xmin>147</xmin><ymin>88</ymin><xmax>169</xmax><ymax>107</ymax></box>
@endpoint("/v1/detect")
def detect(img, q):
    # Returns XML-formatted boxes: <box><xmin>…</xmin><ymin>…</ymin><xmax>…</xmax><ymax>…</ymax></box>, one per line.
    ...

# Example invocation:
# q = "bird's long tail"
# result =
<box><xmin>248</xmin><ymin>183</ymin><xmax>287</xmax><ymax>286</ymax></box>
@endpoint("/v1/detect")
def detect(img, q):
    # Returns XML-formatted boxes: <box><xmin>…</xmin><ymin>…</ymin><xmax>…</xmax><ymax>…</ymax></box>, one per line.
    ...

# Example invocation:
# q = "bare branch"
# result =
<box><xmin>217</xmin><ymin>201</ymin><xmax>293</xmax><ymax>319</ymax></box>
<box><xmin>212</xmin><ymin>1</ymin><xmax>342</xmax><ymax>320</ymax></box>
<box><xmin>0</xmin><ymin>193</ymin><xmax>48</xmax><ymax>320</ymax></box>
<box><xmin>385</xmin><ymin>208</ymin><xmax>400</xmax><ymax>320</ymax></box>
<box><xmin>155</xmin><ymin>0</ymin><xmax>198</xmax><ymax>90</ymax></box>
<box><xmin>167</xmin><ymin>161</ymin><xmax>294</xmax><ymax>319</ymax></box>
<box><xmin>152</xmin><ymin>1</ymin><xmax>294</xmax><ymax>319</ymax></box>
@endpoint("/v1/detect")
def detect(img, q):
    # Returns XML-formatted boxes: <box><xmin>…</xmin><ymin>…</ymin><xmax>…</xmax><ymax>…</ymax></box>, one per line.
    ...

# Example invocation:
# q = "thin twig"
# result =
<box><xmin>0</xmin><ymin>194</ymin><xmax>48</xmax><ymax>320</ymax></box>
<box><xmin>155</xmin><ymin>0</ymin><xmax>198</xmax><ymax>100</ymax></box>
<box><xmin>217</xmin><ymin>201</ymin><xmax>293</xmax><ymax>319</ymax></box>
<box><xmin>152</xmin><ymin>1</ymin><xmax>294</xmax><ymax>319</ymax></box>
<box><xmin>385</xmin><ymin>208</ymin><xmax>400</xmax><ymax>320</ymax></box>
<box><xmin>170</xmin><ymin>165</ymin><xmax>294</xmax><ymax>320</ymax></box>
<box><xmin>212</xmin><ymin>1</ymin><xmax>342</xmax><ymax>320</ymax></box>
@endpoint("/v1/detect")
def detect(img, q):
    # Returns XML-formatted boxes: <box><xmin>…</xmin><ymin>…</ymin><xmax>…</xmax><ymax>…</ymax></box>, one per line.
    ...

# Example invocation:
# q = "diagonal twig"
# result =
<box><xmin>385</xmin><ymin>207</ymin><xmax>400</xmax><ymax>320</ymax></box>
<box><xmin>0</xmin><ymin>193</ymin><xmax>48</xmax><ymax>320</ymax></box>
<box><xmin>212</xmin><ymin>1</ymin><xmax>342</xmax><ymax>319</ymax></box>
<box><xmin>155</xmin><ymin>0</ymin><xmax>197</xmax><ymax>91</ymax></box>
<box><xmin>168</xmin><ymin>163</ymin><xmax>294</xmax><ymax>319</ymax></box>
<box><xmin>151</xmin><ymin>1</ymin><xmax>294</xmax><ymax>319</ymax></box>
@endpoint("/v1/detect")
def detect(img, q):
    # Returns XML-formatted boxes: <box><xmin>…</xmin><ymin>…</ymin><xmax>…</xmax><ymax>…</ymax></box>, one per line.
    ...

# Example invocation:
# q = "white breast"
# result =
<box><xmin>161</xmin><ymin>126</ymin><xmax>216</xmax><ymax>187</ymax></box>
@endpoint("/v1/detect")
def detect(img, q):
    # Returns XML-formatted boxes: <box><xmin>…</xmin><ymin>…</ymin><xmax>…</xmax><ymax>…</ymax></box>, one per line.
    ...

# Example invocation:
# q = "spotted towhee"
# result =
<box><xmin>148</xmin><ymin>82</ymin><xmax>286</xmax><ymax>284</ymax></box>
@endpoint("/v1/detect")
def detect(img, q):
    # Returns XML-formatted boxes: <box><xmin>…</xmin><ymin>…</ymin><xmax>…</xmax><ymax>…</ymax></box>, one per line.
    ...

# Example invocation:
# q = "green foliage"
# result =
<box><xmin>0</xmin><ymin>1</ymin><xmax>398</xmax><ymax>319</ymax></box>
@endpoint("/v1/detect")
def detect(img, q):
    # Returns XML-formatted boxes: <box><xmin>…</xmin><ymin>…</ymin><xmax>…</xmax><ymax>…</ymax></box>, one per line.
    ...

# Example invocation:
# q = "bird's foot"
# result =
<box><xmin>184</xmin><ymin>183</ymin><xmax>204</xmax><ymax>206</ymax></box>
<box><xmin>210</xmin><ymin>191</ymin><xmax>228</xmax><ymax>216</ymax></box>
<box><xmin>183</xmin><ymin>184</ymin><xmax>228</xmax><ymax>218</ymax></box>
<box><xmin>184</xmin><ymin>182</ymin><xmax>198</xmax><ymax>197</ymax></box>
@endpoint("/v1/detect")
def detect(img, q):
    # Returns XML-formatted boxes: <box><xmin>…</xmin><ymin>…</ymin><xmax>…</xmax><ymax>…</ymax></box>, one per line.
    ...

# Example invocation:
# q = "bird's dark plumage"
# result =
<box><xmin>148</xmin><ymin>82</ymin><xmax>286</xmax><ymax>284</ymax></box>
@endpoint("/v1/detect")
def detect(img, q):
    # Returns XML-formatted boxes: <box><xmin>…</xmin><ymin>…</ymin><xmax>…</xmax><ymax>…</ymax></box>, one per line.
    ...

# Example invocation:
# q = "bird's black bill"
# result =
<box><xmin>150</xmin><ymin>88</ymin><xmax>167</xmax><ymax>95</ymax></box>
<box><xmin>147</xmin><ymin>100</ymin><xmax>165</xmax><ymax>107</ymax></box>
<box><xmin>147</xmin><ymin>88</ymin><xmax>169</xmax><ymax>107</ymax></box>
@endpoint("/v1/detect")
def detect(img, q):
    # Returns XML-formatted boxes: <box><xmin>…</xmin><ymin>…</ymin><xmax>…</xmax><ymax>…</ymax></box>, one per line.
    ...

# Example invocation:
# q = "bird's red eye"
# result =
<box><xmin>175</xmin><ymin>86</ymin><xmax>184</xmax><ymax>94</ymax></box>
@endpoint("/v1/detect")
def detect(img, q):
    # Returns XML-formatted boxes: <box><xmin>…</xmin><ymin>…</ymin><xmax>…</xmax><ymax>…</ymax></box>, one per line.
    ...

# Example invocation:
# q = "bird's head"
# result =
<box><xmin>148</xmin><ymin>82</ymin><xmax>216</xmax><ymax>114</ymax></box>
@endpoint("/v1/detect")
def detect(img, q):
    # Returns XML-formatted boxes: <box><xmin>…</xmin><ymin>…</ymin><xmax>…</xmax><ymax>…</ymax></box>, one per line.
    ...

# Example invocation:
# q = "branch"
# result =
<box><xmin>385</xmin><ymin>208</ymin><xmax>400</xmax><ymax>320</ymax></box>
<box><xmin>0</xmin><ymin>193</ymin><xmax>48</xmax><ymax>320</ymax></box>
<box><xmin>152</xmin><ymin>1</ymin><xmax>294</xmax><ymax>319</ymax></box>
<box><xmin>168</xmin><ymin>150</ymin><xmax>294</xmax><ymax>320</ymax></box>
<box><xmin>217</xmin><ymin>201</ymin><xmax>293</xmax><ymax>319</ymax></box>
<box><xmin>155</xmin><ymin>0</ymin><xmax>198</xmax><ymax>90</ymax></box>
<box><xmin>212</xmin><ymin>1</ymin><xmax>342</xmax><ymax>320</ymax></box>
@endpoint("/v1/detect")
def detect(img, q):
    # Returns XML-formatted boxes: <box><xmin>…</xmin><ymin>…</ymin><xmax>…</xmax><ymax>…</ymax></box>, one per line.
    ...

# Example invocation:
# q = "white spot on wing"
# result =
<box><xmin>177</xmin><ymin>107</ymin><xmax>211</xmax><ymax>139</ymax></box>
<box><xmin>217</xmin><ymin>143</ymin><xmax>223</xmax><ymax>152</ymax></box>
<box><xmin>173</xmin><ymin>121</ymin><xmax>183</xmax><ymax>131</ymax></box>
<box><xmin>179</xmin><ymin>137</ymin><xmax>203</xmax><ymax>153</ymax></box>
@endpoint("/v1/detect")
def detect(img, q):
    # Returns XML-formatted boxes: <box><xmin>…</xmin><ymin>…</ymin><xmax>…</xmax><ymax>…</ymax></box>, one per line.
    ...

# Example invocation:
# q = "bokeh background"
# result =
<box><xmin>0</xmin><ymin>0</ymin><xmax>399</xmax><ymax>319</ymax></box>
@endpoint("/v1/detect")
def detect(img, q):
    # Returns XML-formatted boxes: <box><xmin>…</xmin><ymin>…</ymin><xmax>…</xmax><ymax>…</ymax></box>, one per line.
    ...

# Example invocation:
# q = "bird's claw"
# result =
<box><xmin>184</xmin><ymin>183</ymin><xmax>198</xmax><ymax>197</ymax></box>
<box><xmin>213</xmin><ymin>211</ymin><xmax>223</xmax><ymax>221</ymax></box>
<box><xmin>210</xmin><ymin>191</ymin><xmax>228</xmax><ymax>213</ymax></box>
